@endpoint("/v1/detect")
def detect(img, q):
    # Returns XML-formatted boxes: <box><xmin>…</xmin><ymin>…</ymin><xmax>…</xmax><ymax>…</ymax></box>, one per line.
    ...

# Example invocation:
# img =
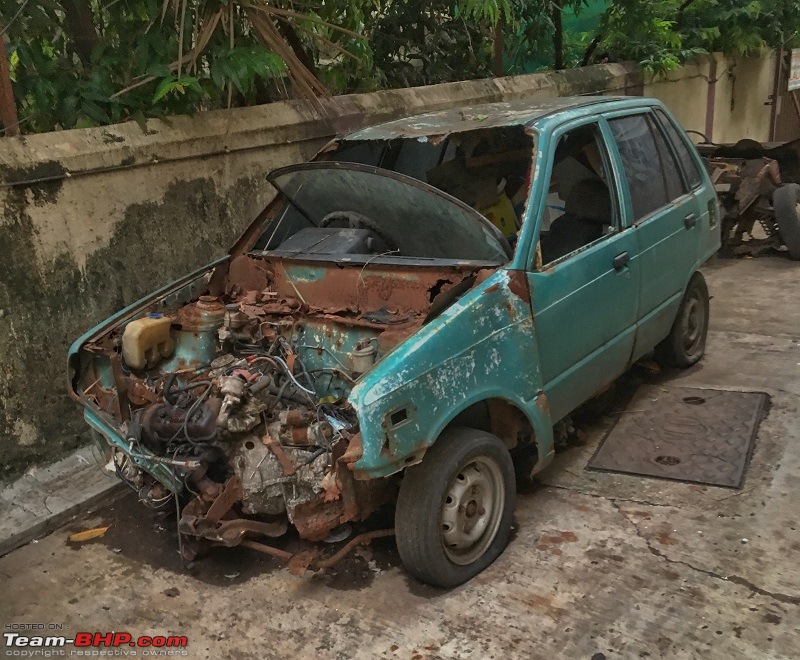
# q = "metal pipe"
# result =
<box><xmin>314</xmin><ymin>529</ymin><xmax>395</xmax><ymax>569</ymax></box>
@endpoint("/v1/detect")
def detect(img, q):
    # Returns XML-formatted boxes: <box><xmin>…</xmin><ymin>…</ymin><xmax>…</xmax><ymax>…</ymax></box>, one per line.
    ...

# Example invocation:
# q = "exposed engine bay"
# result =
<box><xmin>73</xmin><ymin>252</ymin><xmax>490</xmax><ymax>565</ymax></box>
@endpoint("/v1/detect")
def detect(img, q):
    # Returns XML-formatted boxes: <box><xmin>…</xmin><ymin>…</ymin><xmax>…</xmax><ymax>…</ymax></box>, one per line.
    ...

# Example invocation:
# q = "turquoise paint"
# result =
<box><xmin>95</xmin><ymin>356</ymin><xmax>116</xmax><ymax>389</ymax></box>
<box><xmin>349</xmin><ymin>269</ymin><xmax>550</xmax><ymax>478</ymax></box>
<box><xmin>159</xmin><ymin>329</ymin><xmax>220</xmax><ymax>373</ymax></box>
<box><xmin>282</xmin><ymin>264</ymin><xmax>328</xmax><ymax>283</ymax></box>
<box><xmin>295</xmin><ymin>320</ymin><xmax>381</xmax><ymax>399</ymax></box>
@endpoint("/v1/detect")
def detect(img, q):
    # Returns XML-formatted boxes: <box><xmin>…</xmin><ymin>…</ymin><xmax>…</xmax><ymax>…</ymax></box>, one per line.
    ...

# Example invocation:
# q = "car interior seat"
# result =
<box><xmin>540</xmin><ymin>178</ymin><xmax>612</xmax><ymax>264</ymax></box>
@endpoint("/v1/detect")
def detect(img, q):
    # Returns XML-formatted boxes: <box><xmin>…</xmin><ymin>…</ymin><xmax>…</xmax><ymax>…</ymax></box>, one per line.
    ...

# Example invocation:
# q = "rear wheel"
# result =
<box><xmin>395</xmin><ymin>428</ymin><xmax>515</xmax><ymax>588</ymax></box>
<box><xmin>773</xmin><ymin>183</ymin><xmax>800</xmax><ymax>260</ymax></box>
<box><xmin>655</xmin><ymin>272</ymin><xmax>710</xmax><ymax>368</ymax></box>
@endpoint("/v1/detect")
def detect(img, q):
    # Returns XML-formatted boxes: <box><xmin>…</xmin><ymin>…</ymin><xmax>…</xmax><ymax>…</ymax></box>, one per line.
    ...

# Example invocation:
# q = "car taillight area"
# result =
<box><xmin>71</xmin><ymin>253</ymin><xmax>487</xmax><ymax>562</ymax></box>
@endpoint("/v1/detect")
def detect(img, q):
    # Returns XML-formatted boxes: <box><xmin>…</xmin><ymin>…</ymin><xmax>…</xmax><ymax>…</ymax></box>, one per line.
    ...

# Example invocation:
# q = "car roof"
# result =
<box><xmin>340</xmin><ymin>96</ymin><xmax>644</xmax><ymax>142</ymax></box>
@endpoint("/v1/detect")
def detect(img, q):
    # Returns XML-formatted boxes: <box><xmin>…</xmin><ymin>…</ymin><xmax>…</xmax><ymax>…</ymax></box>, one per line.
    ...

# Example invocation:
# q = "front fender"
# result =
<box><xmin>349</xmin><ymin>269</ymin><xmax>551</xmax><ymax>478</ymax></box>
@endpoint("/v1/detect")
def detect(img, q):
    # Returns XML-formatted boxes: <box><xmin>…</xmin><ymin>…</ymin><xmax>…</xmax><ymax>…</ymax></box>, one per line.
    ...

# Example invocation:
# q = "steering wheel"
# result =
<box><xmin>320</xmin><ymin>211</ymin><xmax>399</xmax><ymax>252</ymax></box>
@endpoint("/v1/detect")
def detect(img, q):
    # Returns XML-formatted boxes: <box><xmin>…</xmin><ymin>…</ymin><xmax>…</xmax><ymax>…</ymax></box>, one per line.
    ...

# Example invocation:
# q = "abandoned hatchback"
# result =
<box><xmin>69</xmin><ymin>97</ymin><xmax>720</xmax><ymax>587</ymax></box>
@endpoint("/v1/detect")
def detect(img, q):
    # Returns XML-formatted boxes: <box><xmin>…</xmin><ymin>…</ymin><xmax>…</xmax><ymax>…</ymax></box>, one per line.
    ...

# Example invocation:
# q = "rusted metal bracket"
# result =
<box><xmin>262</xmin><ymin>434</ymin><xmax>296</xmax><ymax>475</ymax></box>
<box><xmin>241</xmin><ymin>528</ymin><xmax>396</xmax><ymax>575</ymax></box>
<box><xmin>202</xmin><ymin>476</ymin><xmax>243</xmax><ymax>526</ymax></box>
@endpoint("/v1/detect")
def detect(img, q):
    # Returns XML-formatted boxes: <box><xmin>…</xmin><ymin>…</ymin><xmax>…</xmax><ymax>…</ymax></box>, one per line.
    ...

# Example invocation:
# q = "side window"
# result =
<box><xmin>538</xmin><ymin>123</ymin><xmax>618</xmax><ymax>266</ymax></box>
<box><xmin>654</xmin><ymin>109</ymin><xmax>703</xmax><ymax>189</ymax></box>
<box><xmin>609</xmin><ymin>114</ymin><xmax>679</xmax><ymax>221</ymax></box>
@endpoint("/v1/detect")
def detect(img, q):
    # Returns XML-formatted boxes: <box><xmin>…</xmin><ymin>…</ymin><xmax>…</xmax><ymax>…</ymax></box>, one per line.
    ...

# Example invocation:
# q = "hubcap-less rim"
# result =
<box><xmin>440</xmin><ymin>457</ymin><xmax>505</xmax><ymax>565</ymax></box>
<box><xmin>680</xmin><ymin>290</ymin><xmax>705</xmax><ymax>355</ymax></box>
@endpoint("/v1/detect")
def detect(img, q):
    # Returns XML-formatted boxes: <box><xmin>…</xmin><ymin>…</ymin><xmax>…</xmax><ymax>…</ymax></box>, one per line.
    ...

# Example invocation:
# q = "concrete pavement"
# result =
<box><xmin>1</xmin><ymin>255</ymin><xmax>798</xmax><ymax>659</ymax></box>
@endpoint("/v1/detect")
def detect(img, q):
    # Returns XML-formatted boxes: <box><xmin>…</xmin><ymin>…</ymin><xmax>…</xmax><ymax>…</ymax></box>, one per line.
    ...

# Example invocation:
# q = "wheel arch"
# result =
<box><xmin>432</xmin><ymin>390</ymin><xmax>555</xmax><ymax>475</ymax></box>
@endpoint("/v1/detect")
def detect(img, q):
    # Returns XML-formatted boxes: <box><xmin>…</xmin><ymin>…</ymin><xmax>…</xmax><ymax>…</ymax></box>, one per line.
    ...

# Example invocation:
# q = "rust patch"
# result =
<box><xmin>340</xmin><ymin>432</ymin><xmax>363</xmax><ymax>466</ymax></box>
<box><xmin>507</xmin><ymin>593</ymin><xmax>567</xmax><ymax>621</ymax></box>
<box><xmin>539</xmin><ymin>530</ymin><xmax>578</xmax><ymax>544</ymax></box>
<box><xmin>262</xmin><ymin>435</ymin><xmax>296</xmax><ymax>476</ymax></box>
<box><xmin>226</xmin><ymin>255</ymin><xmax>272</xmax><ymax>294</ymax></box>
<box><xmin>536</xmin><ymin>543</ymin><xmax>563</xmax><ymax>556</ymax></box>
<box><xmin>506</xmin><ymin>269</ymin><xmax>531</xmax><ymax>303</ymax></box>
<box><xmin>291</xmin><ymin>497</ymin><xmax>345</xmax><ymax>541</ymax></box>
<box><xmin>655</xmin><ymin>531</ymin><xmax>677</xmax><ymax>546</ymax></box>
<box><xmin>535</xmin><ymin>393</ymin><xmax>551</xmax><ymax>418</ymax></box>
<box><xmin>487</xmin><ymin>399</ymin><xmax>527</xmax><ymax>449</ymax></box>
<box><xmin>267</xmin><ymin>257</ymin><xmax>477</xmax><ymax>314</ymax></box>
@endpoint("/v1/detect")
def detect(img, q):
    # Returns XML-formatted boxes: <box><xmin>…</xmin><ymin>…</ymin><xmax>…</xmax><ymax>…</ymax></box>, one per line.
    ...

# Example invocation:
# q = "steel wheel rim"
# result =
<box><xmin>680</xmin><ymin>290</ymin><xmax>705</xmax><ymax>354</ymax></box>
<box><xmin>440</xmin><ymin>456</ymin><xmax>505</xmax><ymax>565</ymax></box>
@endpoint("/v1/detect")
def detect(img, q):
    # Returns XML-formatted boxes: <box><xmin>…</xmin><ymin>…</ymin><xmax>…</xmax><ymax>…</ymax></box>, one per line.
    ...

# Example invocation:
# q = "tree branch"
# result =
<box><xmin>62</xmin><ymin>0</ymin><xmax>100</xmax><ymax>65</ymax></box>
<box><xmin>581</xmin><ymin>34</ymin><xmax>603</xmax><ymax>67</ymax></box>
<box><xmin>552</xmin><ymin>0</ymin><xmax>564</xmax><ymax>70</ymax></box>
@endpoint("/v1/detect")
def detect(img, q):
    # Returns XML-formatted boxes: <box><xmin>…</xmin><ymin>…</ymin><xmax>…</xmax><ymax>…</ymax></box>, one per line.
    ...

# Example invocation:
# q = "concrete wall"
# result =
<box><xmin>643</xmin><ymin>52</ymin><xmax>779</xmax><ymax>144</ymax></box>
<box><xmin>0</xmin><ymin>63</ymin><xmax>642</xmax><ymax>481</ymax></box>
<box><xmin>0</xmin><ymin>52</ymin><xmax>788</xmax><ymax>480</ymax></box>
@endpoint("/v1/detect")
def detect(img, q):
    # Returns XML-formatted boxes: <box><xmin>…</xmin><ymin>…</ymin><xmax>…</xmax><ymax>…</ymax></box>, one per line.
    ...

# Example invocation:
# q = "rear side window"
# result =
<box><xmin>654</xmin><ymin>109</ymin><xmax>703</xmax><ymax>189</ymax></box>
<box><xmin>609</xmin><ymin>114</ymin><xmax>685</xmax><ymax>221</ymax></box>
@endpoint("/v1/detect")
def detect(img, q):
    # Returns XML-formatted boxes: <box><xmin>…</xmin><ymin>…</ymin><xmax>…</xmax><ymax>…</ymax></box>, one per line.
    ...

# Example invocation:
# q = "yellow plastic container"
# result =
<box><xmin>479</xmin><ymin>192</ymin><xmax>519</xmax><ymax>239</ymax></box>
<box><xmin>121</xmin><ymin>315</ymin><xmax>174</xmax><ymax>369</ymax></box>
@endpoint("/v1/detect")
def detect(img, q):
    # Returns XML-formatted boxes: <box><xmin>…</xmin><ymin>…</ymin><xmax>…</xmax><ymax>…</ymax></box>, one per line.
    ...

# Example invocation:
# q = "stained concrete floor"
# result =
<box><xmin>2</xmin><ymin>255</ymin><xmax>799</xmax><ymax>660</ymax></box>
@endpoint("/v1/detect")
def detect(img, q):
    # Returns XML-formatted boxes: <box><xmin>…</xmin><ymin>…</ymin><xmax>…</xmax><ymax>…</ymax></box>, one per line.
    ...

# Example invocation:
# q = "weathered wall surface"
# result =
<box><xmin>0</xmin><ymin>52</ymin><xmax>788</xmax><ymax>480</ymax></box>
<box><xmin>643</xmin><ymin>52</ymin><xmax>780</xmax><ymax>144</ymax></box>
<box><xmin>0</xmin><ymin>63</ymin><xmax>642</xmax><ymax>480</ymax></box>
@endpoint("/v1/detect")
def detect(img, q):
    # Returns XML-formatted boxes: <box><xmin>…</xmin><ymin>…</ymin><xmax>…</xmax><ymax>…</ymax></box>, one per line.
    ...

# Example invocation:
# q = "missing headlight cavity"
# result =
<box><xmin>390</xmin><ymin>408</ymin><xmax>409</xmax><ymax>426</ymax></box>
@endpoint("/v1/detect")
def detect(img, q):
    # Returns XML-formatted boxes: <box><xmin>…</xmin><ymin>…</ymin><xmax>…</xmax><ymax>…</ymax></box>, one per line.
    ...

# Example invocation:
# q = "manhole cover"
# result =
<box><xmin>587</xmin><ymin>386</ymin><xmax>767</xmax><ymax>488</ymax></box>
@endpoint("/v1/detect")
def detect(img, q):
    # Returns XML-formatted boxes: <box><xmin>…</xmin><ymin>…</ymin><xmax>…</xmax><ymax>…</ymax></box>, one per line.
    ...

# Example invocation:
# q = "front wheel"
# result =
<box><xmin>655</xmin><ymin>271</ymin><xmax>710</xmax><ymax>368</ymax></box>
<box><xmin>395</xmin><ymin>427</ymin><xmax>515</xmax><ymax>588</ymax></box>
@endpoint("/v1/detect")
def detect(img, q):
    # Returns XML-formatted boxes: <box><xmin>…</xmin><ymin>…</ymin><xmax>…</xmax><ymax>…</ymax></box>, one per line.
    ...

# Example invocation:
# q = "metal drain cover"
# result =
<box><xmin>587</xmin><ymin>386</ymin><xmax>767</xmax><ymax>488</ymax></box>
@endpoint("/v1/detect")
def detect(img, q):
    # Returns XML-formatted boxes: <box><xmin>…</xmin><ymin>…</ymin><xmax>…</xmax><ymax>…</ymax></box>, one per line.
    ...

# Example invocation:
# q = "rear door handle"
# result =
<box><xmin>613</xmin><ymin>251</ymin><xmax>629</xmax><ymax>271</ymax></box>
<box><xmin>684</xmin><ymin>213</ymin><xmax>697</xmax><ymax>229</ymax></box>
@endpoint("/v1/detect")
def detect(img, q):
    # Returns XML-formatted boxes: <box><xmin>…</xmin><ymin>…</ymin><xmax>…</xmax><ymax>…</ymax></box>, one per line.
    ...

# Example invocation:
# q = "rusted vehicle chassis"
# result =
<box><xmin>699</xmin><ymin>138</ymin><xmax>800</xmax><ymax>258</ymax></box>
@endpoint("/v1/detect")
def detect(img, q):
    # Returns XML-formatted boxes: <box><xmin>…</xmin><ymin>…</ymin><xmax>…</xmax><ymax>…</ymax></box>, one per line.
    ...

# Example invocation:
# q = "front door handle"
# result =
<box><xmin>613</xmin><ymin>251</ymin><xmax>629</xmax><ymax>271</ymax></box>
<box><xmin>684</xmin><ymin>213</ymin><xmax>697</xmax><ymax>229</ymax></box>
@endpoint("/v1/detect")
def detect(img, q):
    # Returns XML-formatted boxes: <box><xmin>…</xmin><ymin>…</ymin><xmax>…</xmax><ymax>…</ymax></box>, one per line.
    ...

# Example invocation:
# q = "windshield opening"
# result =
<box><xmin>252</xmin><ymin>126</ymin><xmax>534</xmax><ymax>264</ymax></box>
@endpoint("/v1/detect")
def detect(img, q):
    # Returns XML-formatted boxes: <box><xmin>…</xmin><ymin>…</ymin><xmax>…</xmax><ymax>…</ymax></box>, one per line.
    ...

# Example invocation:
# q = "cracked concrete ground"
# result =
<box><xmin>2</xmin><ymin>256</ymin><xmax>799</xmax><ymax>659</ymax></box>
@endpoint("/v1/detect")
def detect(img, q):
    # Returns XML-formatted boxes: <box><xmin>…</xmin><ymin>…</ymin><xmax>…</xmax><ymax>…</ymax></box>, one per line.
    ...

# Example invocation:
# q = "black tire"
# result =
<box><xmin>655</xmin><ymin>272</ymin><xmax>710</xmax><ymax>368</ymax></box>
<box><xmin>395</xmin><ymin>427</ymin><xmax>515</xmax><ymax>588</ymax></box>
<box><xmin>773</xmin><ymin>183</ymin><xmax>800</xmax><ymax>260</ymax></box>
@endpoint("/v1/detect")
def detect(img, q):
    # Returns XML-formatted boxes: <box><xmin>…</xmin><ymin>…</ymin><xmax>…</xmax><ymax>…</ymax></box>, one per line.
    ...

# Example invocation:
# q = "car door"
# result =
<box><xmin>604</xmin><ymin>110</ymin><xmax>705</xmax><ymax>361</ymax></box>
<box><xmin>527</xmin><ymin>118</ymin><xmax>640</xmax><ymax>423</ymax></box>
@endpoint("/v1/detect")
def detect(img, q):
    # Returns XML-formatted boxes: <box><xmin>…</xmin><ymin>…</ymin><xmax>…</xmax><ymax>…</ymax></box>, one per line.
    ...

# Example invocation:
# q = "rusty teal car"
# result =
<box><xmin>69</xmin><ymin>96</ymin><xmax>720</xmax><ymax>587</ymax></box>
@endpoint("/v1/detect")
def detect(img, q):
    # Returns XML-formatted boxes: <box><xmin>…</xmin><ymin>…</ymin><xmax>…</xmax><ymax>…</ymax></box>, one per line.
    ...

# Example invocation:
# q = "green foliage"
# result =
<box><xmin>2</xmin><ymin>0</ymin><xmax>373</xmax><ymax>132</ymax></box>
<box><xmin>455</xmin><ymin>0</ymin><xmax>515</xmax><ymax>24</ymax></box>
<box><xmin>3</xmin><ymin>0</ymin><xmax>800</xmax><ymax>134</ymax></box>
<box><xmin>367</xmin><ymin>1</ymin><xmax>494</xmax><ymax>88</ymax></box>
<box><xmin>594</xmin><ymin>0</ymin><xmax>800</xmax><ymax>75</ymax></box>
